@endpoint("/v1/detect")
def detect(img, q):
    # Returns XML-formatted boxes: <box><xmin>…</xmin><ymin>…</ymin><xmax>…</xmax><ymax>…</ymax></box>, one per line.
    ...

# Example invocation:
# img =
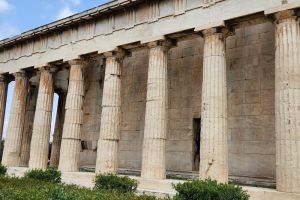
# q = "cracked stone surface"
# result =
<box><xmin>199</xmin><ymin>28</ymin><xmax>228</xmax><ymax>183</ymax></box>
<box><xmin>274</xmin><ymin>10</ymin><xmax>300</xmax><ymax>194</ymax></box>
<box><xmin>2</xmin><ymin>71</ymin><xmax>28</xmax><ymax>167</ymax></box>
<box><xmin>29</xmin><ymin>68</ymin><xmax>54</xmax><ymax>169</ymax></box>
<box><xmin>96</xmin><ymin>54</ymin><xmax>122</xmax><ymax>174</ymax></box>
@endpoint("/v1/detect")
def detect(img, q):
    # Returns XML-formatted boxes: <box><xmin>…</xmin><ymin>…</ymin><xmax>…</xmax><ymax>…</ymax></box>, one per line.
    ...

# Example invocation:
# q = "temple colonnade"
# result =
<box><xmin>0</xmin><ymin>9</ymin><xmax>299</xmax><ymax>194</ymax></box>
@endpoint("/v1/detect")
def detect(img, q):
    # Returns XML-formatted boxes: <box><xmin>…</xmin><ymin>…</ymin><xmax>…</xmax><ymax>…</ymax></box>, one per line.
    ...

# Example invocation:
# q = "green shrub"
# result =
<box><xmin>173</xmin><ymin>179</ymin><xmax>249</xmax><ymax>200</ymax></box>
<box><xmin>0</xmin><ymin>164</ymin><xmax>7</xmax><ymax>176</ymax></box>
<box><xmin>24</xmin><ymin>168</ymin><xmax>61</xmax><ymax>183</ymax></box>
<box><xmin>94</xmin><ymin>174</ymin><xmax>138</xmax><ymax>193</ymax></box>
<box><xmin>0</xmin><ymin>176</ymin><xmax>159</xmax><ymax>200</ymax></box>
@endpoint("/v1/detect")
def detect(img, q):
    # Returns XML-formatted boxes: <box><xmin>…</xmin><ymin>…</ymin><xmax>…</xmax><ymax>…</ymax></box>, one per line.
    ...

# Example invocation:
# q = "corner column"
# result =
<box><xmin>274</xmin><ymin>10</ymin><xmax>300</xmax><ymax>193</ymax></box>
<box><xmin>50</xmin><ymin>92</ymin><xmax>66</xmax><ymax>167</ymax></box>
<box><xmin>58</xmin><ymin>59</ymin><xmax>85</xmax><ymax>172</ymax></box>
<box><xmin>2</xmin><ymin>71</ymin><xmax>28</xmax><ymax>167</ymax></box>
<box><xmin>199</xmin><ymin>28</ymin><xmax>228</xmax><ymax>183</ymax></box>
<box><xmin>20</xmin><ymin>85</ymin><xmax>38</xmax><ymax>166</ymax></box>
<box><xmin>0</xmin><ymin>75</ymin><xmax>8</xmax><ymax>152</ymax></box>
<box><xmin>29</xmin><ymin>67</ymin><xmax>54</xmax><ymax>169</ymax></box>
<box><xmin>96</xmin><ymin>50</ymin><xmax>123</xmax><ymax>174</ymax></box>
<box><xmin>141</xmin><ymin>40</ymin><xmax>170</xmax><ymax>180</ymax></box>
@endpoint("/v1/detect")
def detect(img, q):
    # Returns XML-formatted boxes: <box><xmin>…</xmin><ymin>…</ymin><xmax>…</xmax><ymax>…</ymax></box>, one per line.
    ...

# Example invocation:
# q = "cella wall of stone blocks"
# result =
<box><xmin>79</xmin><ymin>21</ymin><xmax>276</xmax><ymax>181</ymax></box>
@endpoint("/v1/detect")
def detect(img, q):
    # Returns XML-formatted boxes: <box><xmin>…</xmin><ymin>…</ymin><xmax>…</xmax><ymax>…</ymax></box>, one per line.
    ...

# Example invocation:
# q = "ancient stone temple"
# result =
<box><xmin>0</xmin><ymin>0</ymin><xmax>300</xmax><ymax>199</ymax></box>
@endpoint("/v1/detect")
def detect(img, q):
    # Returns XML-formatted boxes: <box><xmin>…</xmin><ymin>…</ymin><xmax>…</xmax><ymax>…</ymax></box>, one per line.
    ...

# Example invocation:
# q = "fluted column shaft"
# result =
<box><xmin>50</xmin><ymin>92</ymin><xmax>66</xmax><ymax>167</ymax></box>
<box><xmin>141</xmin><ymin>41</ymin><xmax>169</xmax><ymax>180</ymax></box>
<box><xmin>20</xmin><ymin>85</ymin><xmax>38</xmax><ymax>166</ymax></box>
<box><xmin>29</xmin><ymin>68</ymin><xmax>54</xmax><ymax>169</ymax></box>
<box><xmin>2</xmin><ymin>71</ymin><xmax>28</xmax><ymax>167</ymax></box>
<box><xmin>0</xmin><ymin>75</ymin><xmax>8</xmax><ymax>152</ymax></box>
<box><xmin>58</xmin><ymin>60</ymin><xmax>84</xmax><ymax>172</ymax></box>
<box><xmin>274</xmin><ymin>10</ymin><xmax>300</xmax><ymax>193</ymax></box>
<box><xmin>199</xmin><ymin>28</ymin><xmax>228</xmax><ymax>183</ymax></box>
<box><xmin>96</xmin><ymin>52</ymin><xmax>123</xmax><ymax>174</ymax></box>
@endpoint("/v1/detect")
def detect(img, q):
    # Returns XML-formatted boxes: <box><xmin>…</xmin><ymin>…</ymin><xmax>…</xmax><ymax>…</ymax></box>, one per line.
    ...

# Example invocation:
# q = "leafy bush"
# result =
<box><xmin>24</xmin><ymin>168</ymin><xmax>61</xmax><ymax>183</ymax></box>
<box><xmin>94</xmin><ymin>174</ymin><xmax>138</xmax><ymax>193</ymax></box>
<box><xmin>0</xmin><ymin>177</ymin><xmax>159</xmax><ymax>200</ymax></box>
<box><xmin>0</xmin><ymin>164</ymin><xmax>7</xmax><ymax>176</ymax></box>
<box><xmin>173</xmin><ymin>179</ymin><xmax>249</xmax><ymax>200</ymax></box>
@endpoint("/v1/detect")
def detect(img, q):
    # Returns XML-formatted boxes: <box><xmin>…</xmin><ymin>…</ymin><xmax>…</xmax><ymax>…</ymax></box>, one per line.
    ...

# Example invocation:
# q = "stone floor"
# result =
<box><xmin>7</xmin><ymin>167</ymin><xmax>300</xmax><ymax>200</ymax></box>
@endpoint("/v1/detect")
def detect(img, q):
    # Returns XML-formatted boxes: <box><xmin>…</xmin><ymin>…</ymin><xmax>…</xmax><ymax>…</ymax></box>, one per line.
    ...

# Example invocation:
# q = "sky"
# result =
<box><xmin>0</xmin><ymin>0</ymin><xmax>111</xmax><ymax>140</ymax></box>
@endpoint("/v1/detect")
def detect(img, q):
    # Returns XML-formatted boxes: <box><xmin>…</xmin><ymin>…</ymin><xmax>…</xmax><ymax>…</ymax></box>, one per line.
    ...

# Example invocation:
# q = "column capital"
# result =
<box><xmin>39</xmin><ymin>65</ymin><xmax>52</xmax><ymax>72</ymax></box>
<box><xmin>13</xmin><ymin>70</ymin><xmax>27</xmax><ymax>79</ymax></box>
<box><xmin>201</xmin><ymin>27</ymin><xmax>233</xmax><ymax>39</ymax></box>
<box><xmin>0</xmin><ymin>74</ymin><xmax>8</xmax><ymax>82</ymax></box>
<box><xmin>146</xmin><ymin>39</ymin><xmax>175</xmax><ymax>50</ymax></box>
<box><xmin>274</xmin><ymin>10</ymin><xmax>297</xmax><ymax>23</ymax></box>
<box><xmin>103</xmin><ymin>47</ymin><xmax>127</xmax><ymax>60</ymax></box>
<box><xmin>68</xmin><ymin>59</ymin><xmax>86</xmax><ymax>67</ymax></box>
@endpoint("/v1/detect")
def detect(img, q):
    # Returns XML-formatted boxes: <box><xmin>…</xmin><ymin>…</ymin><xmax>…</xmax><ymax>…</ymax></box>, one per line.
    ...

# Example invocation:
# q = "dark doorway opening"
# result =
<box><xmin>193</xmin><ymin>118</ymin><xmax>201</xmax><ymax>171</ymax></box>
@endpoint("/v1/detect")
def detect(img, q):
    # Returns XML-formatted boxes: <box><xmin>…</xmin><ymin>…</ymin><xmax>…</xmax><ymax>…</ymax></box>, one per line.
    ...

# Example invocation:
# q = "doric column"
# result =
<box><xmin>274</xmin><ymin>10</ymin><xmax>300</xmax><ymax>193</ymax></box>
<box><xmin>58</xmin><ymin>59</ymin><xmax>85</xmax><ymax>172</ymax></box>
<box><xmin>29</xmin><ymin>67</ymin><xmax>54</xmax><ymax>169</ymax></box>
<box><xmin>2</xmin><ymin>71</ymin><xmax>28</xmax><ymax>167</ymax></box>
<box><xmin>96</xmin><ymin>50</ymin><xmax>124</xmax><ymax>174</ymax></box>
<box><xmin>20</xmin><ymin>85</ymin><xmax>38</xmax><ymax>166</ymax></box>
<box><xmin>141</xmin><ymin>40</ymin><xmax>170</xmax><ymax>180</ymax></box>
<box><xmin>199</xmin><ymin>28</ymin><xmax>228</xmax><ymax>183</ymax></box>
<box><xmin>50</xmin><ymin>92</ymin><xmax>66</xmax><ymax>167</ymax></box>
<box><xmin>0</xmin><ymin>75</ymin><xmax>8</xmax><ymax>152</ymax></box>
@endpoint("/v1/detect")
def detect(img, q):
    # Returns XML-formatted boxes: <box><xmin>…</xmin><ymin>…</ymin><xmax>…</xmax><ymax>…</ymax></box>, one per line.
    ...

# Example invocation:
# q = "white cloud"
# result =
<box><xmin>0</xmin><ymin>22</ymin><xmax>20</xmax><ymax>40</ymax></box>
<box><xmin>0</xmin><ymin>0</ymin><xmax>12</xmax><ymax>13</ymax></box>
<box><xmin>56</xmin><ymin>5</ymin><xmax>75</xmax><ymax>20</ymax></box>
<box><xmin>69</xmin><ymin>0</ymin><xmax>80</xmax><ymax>6</ymax></box>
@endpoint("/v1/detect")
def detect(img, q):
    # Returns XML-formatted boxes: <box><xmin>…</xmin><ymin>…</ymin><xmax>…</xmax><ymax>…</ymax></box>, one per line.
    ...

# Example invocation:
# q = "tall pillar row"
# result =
<box><xmin>141</xmin><ymin>41</ymin><xmax>170</xmax><ymax>180</ymax></box>
<box><xmin>2</xmin><ymin>71</ymin><xmax>28</xmax><ymax>167</ymax></box>
<box><xmin>59</xmin><ymin>59</ymin><xmax>85</xmax><ymax>172</ymax></box>
<box><xmin>29</xmin><ymin>67</ymin><xmax>54</xmax><ymax>169</ymax></box>
<box><xmin>96</xmin><ymin>50</ymin><xmax>123</xmax><ymax>174</ymax></box>
<box><xmin>20</xmin><ymin>85</ymin><xmax>38</xmax><ymax>166</ymax></box>
<box><xmin>50</xmin><ymin>92</ymin><xmax>66</xmax><ymax>167</ymax></box>
<box><xmin>0</xmin><ymin>75</ymin><xmax>8</xmax><ymax>152</ymax></box>
<box><xmin>199</xmin><ymin>28</ymin><xmax>228</xmax><ymax>183</ymax></box>
<box><xmin>274</xmin><ymin>10</ymin><xmax>300</xmax><ymax>193</ymax></box>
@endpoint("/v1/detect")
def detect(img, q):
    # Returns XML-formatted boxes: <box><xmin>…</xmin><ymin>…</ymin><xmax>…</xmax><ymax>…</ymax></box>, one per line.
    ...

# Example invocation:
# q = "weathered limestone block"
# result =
<box><xmin>274</xmin><ymin>10</ymin><xmax>300</xmax><ymax>194</ymax></box>
<box><xmin>199</xmin><ymin>28</ymin><xmax>228</xmax><ymax>183</ymax></box>
<box><xmin>141</xmin><ymin>41</ymin><xmax>169</xmax><ymax>180</ymax></box>
<box><xmin>20</xmin><ymin>85</ymin><xmax>38</xmax><ymax>166</ymax></box>
<box><xmin>0</xmin><ymin>75</ymin><xmax>8</xmax><ymax>151</ymax></box>
<box><xmin>2</xmin><ymin>71</ymin><xmax>28</xmax><ymax>167</ymax></box>
<box><xmin>50</xmin><ymin>92</ymin><xmax>66</xmax><ymax>167</ymax></box>
<box><xmin>29</xmin><ymin>67</ymin><xmax>54</xmax><ymax>169</ymax></box>
<box><xmin>59</xmin><ymin>59</ymin><xmax>85</xmax><ymax>172</ymax></box>
<box><xmin>96</xmin><ymin>51</ymin><xmax>123</xmax><ymax>174</ymax></box>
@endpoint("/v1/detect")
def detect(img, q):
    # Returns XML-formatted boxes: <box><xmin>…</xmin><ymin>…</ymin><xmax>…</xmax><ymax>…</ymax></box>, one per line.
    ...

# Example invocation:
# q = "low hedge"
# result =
<box><xmin>24</xmin><ymin>168</ymin><xmax>61</xmax><ymax>183</ymax></box>
<box><xmin>0</xmin><ymin>177</ymin><xmax>159</xmax><ymax>200</ymax></box>
<box><xmin>0</xmin><ymin>164</ymin><xmax>6</xmax><ymax>176</ymax></box>
<box><xmin>173</xmin><ymin>179</ymin><xmax>249</xmax><ymax>200</ymax></box>
<box><xmin>95</xmin><ymin>174</ymin><xmax>138</xmax><ymax>193</ymax></box>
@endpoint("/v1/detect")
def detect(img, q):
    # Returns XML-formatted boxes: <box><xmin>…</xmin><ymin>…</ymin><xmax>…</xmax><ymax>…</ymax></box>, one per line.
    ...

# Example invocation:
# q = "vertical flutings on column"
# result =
<box><xmin>50</xmin><ymin>92</ymin><xmax>66</xmax><ymax>167</ymax></box>
<box><xmin>274</xmin><ymin>10</ymin><xmax>300</xmax><ymax>194</ymax></box>
<box><xmin>59</xmin><ymin>59</ymin><xmax>85</xmax><ymax>172</ymax></box>
<box><xmin>0</xmin><ymin>75</ymin><xmax>8</xmax><ymax>152</ymax></box>
<box><xmin>141</xmin><ymin>41</ymin><xmax>169</xmax><ymax>180</ymax></box>
<box><xmin>20</xmin><ymin>85</ymin><xmax>38</xmax><ymax>166</ymax></box>
<box><xmin>199</xmin><ymin>28</ymin><xmax>228</xmax><ymax>183</ymax></box>
<box><xmin>96</xmin><ymin>51</ymin><xmax>123</xmax><ymax>174</ymax></box>
<box><xmin>2</xmin><ymin>71</ymin><xmax>28</xmax><ymax>167</ymax></box>
<box><xmin>29</xmin><ymin>67</ymin><xmax>54</xmax><ymax>169</ymax></box>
